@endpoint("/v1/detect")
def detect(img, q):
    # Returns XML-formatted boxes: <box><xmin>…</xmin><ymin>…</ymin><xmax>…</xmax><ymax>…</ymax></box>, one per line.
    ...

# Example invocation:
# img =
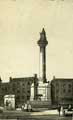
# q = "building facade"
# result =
<box><xmin>51</xmin><ymin>77</ymin><xmax>73</xmax><ymax>106</ymax></box>
<box><xmin>0</xmin><ymin>74</ymin><xmax>38</xmax><ymax>107</ymax></box>
<box><xmin>0</xmin><ymin>79</ymin><xmax>11</xmax><ymax>106</ymax></box>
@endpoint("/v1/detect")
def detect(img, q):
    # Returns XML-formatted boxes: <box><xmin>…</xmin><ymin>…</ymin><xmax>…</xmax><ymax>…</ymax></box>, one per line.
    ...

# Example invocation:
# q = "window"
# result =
<box><xmin>68</xmin><ymin>84</ymin><xmax>71</xmax><ymax>88</ymax></box>
<box><xmin>22</xmin><ymin>83</ymin><xmax>25</xmax><ymax>86</ymax></box>
<box><xmin>56</xmin><ymin>89</ymin><xmax>59</xmax><ymax>93</ymax></box>
<box><xmin>12</xmin><ymin>83</ymin><xmax>16</xmax><ymax>90</ymax></box>
<box><xmin>68</xmin><ymin>89</ymin><xmax>71</xmax><ymax>93</ymax></box>
<box><xmin>22</xmin><ymin>88</ymin><xmax>25</xmax><ymax>93</ymax></box>
<box><xmin>22</xmin><ymin>96</ymin><xmax>24</xmax><ymax>99</ymax></box>
<box><xmin>27</xmin><ymin>90</ymin><xmax>30</xmax><ymax>93</ymax></box>
<box><xmin>56</xmin><ymin>83</ymin><xmax>59</xmax><ymax>87</ymax></box>
<box><xmin>27</xmin><ymin>95</ymin><xmax>30</xmax><ymax>100</ymax></box>
<box><xmin>28</xmin><ymin>82</ymin><xmax>30</xmax><ymax>85</ymax></box>
<box><xmin>68</xmin><ymin>84</ymin><xmax>71</xmax><ymax>93</ymax></box>
<box><xmin>2</xmin><ymin>88</ymin><xmax>4</xmax><ymax>92</ymax></box>
<box><xmin>63</xmin><ymin>84</ymin><xmax>66</xmax><ymax>88</ymax></box>
<box><xmin>17</xmin><ymin>81</ymin><xmax>20</xmax><ymax>85</ymax></box>
<box><xmin>63</xmin><ymin>89</ymin><xmax>66</xmax><ymax>93</ymax></box>
<box><xmin>56</xmin><ymin>96</ymin><xmax>58</xmax><ymax>98</ymax></box>
<box><xmin>5</xmin><ymin>87</ymin><xmax>7</xmax><ymax>92</ymax></box>
<box><xmin>17</xmin><ymin>88</ymin><xmax>20</xmax><ymax>94</ymax></box>
<box><xmin>16</xmin><ymin>96</ymin><xmax>20</xmax><ymax>100</ymax></box>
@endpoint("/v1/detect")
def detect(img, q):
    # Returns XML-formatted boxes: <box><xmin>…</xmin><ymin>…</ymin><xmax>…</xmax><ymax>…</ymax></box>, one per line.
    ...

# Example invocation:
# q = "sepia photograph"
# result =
<box><xmin>0</xmin><ymin>0</ymin><xmax>73</xmax><ymax>119</ymax></box>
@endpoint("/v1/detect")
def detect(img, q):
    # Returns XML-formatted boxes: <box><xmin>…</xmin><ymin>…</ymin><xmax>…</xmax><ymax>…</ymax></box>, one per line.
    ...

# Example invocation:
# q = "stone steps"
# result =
<box><xmin>30</xmin><ymin>100</ymin><xmax>51</xmax><ymax>108</ymax></box>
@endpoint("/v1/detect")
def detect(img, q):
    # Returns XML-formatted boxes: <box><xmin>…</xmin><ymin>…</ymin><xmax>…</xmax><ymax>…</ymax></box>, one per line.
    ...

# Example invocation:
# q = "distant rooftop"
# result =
<box><xmin>52</xmin><ymin>76</ymin><xmax>73</xmax><ymax>81</ymax></box>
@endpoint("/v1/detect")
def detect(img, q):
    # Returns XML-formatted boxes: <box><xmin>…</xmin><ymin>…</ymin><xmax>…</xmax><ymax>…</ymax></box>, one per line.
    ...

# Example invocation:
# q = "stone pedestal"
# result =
<box><xmin>37</xmin><ymin>80</ymin><xmax>51</xmax><ymax>103</ymax></box>
<box><xmin>30</xmin><ymin>79</ymin><xmax>51</xmax><ymax>104</ymax></box>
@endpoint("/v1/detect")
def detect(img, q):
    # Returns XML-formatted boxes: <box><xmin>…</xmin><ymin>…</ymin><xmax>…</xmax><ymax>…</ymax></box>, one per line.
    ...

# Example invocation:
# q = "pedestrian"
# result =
<box><xmin>24</xmin><ymin>103</ymin><xmax>28</xmax><ymax>111</ymax></box>
<box><xmin>60</xmin><ymin>106</ymin><xmax>64</xmax><ymax>116</ymax></box>
<box><xmin>22</xmin><ymin>105</ymin><xmax>24</xmax><ymax>111</ymax></box>
<box><xmin>68</xmin><ymin>104</ymin><xmax>72</xmax><ymax>111</ymax></box>
<box><xmin>6</xmin><ymin>100</ymin><xmax>9</xmax><ymax>110</ymax></box>
<box><xmin>28</xmin><ymin>104</ymin><xmax>32</xmax><ymax>112</ymax></box>
<box><xmin>57</xmin><ymin>105</ymin><xmax>61</xmax><ymax>116</ymax></box>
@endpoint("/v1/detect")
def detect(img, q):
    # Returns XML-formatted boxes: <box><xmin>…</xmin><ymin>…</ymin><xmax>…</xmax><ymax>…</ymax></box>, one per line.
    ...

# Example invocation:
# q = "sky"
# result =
<box><xmin>0</xmin><ymin>0</ymin><xmax>73</xmax><ymax>82</ymax></box>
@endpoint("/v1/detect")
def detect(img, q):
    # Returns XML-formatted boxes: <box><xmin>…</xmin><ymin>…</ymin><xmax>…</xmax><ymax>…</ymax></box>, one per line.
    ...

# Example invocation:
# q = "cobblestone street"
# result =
<box><xmin>0</xmin><ymin>110</ymin><xmax>73</xmax><ymax>120</ymax></box>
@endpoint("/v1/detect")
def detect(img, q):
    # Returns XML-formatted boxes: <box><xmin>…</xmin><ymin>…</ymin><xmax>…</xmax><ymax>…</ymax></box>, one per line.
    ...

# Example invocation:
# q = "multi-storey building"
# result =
<box><xmin>51</xmin><ymin>76</ymin><xmax>73</xmax><ymax>106</ymax></box>
<box><xmin>0</xmin><ymin>79</ymin><xmax>11</xmax><ymax>106</ymax></box>
<box><xmin>0</xmin><ymin>74</ymin><xmax>38</xmax><ymax>107</ymax></box>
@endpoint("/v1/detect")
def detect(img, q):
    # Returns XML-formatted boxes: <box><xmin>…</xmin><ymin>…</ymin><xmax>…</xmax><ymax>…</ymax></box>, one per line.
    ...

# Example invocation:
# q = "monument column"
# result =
<box><xmin>30</xmin><ymin>28</ymin><xmax>51</xmax><ymax>103</ymax></box>
<box><xmin>37</xmin><ymin>28</ymin><xmax>48</xmax><ymax>83</ymax></box>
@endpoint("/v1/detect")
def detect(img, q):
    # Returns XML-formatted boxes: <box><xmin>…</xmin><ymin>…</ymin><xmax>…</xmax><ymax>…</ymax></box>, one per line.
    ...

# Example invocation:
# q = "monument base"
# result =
<box><xmin>37</xmin><ymin>80</ymin><xmax>51</xmax><ymax>102</ymax></box>
<box><xmin>30</xmin><ymin>80</ymin><xmax>51</xmax><ymax>104</ymax></box>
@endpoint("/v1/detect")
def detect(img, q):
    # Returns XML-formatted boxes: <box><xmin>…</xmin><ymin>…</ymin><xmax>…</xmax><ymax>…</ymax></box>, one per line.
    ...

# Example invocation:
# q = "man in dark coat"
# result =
<box><xmin>58</xmin><ymin>105</ymin><xmax>61</xmax><ymax>116</ymax></box>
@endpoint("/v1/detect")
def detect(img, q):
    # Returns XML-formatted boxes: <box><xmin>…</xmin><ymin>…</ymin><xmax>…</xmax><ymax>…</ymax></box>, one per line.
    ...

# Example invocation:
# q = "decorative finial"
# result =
<box><xmin>42</xmin><ymin>28</ymin><xmax>45</xmax><ymax>33</ymax></box>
